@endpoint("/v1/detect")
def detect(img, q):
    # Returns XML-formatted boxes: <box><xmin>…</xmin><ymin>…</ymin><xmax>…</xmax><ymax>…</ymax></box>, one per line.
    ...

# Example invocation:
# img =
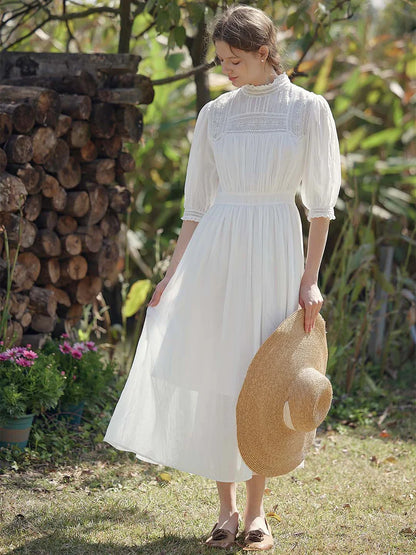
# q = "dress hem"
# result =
<box><xmin>103</xmin><ymin>437</ymin><xmax>255</xmax><ymax>483</ymax></box>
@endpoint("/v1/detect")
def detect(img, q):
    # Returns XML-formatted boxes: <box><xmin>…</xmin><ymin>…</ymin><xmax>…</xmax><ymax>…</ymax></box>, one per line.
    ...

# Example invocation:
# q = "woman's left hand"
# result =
<box><xmin>299</xmin><ymin>274</ymin><xmax>323</xmax><ymax>333</ymax></box>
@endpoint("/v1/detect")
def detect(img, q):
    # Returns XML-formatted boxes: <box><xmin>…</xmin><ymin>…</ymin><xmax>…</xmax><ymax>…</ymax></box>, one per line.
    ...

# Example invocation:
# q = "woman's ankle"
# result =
<box><xmin>243</xmin><ymin>508</ymin><xmax>266</xmax><ymax>522</ymax></box>
<box><xmin>219</xmin><ymin>508</ymin><xmax>239</xmax><ymax>519</ymax></box>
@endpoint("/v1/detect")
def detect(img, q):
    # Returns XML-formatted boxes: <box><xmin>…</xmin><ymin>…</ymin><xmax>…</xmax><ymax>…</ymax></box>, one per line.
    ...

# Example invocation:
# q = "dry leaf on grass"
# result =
<box><xmin>266</xmin><ymin>512</ymin><xmax>282</xmax><ymax>522</ymax></box>
<box><xmin>157</xmin><ymin>472</ymin><xmax>172</xmax><ymax>483</ymax></box>
<box><xmin>382</xmin><ymin>455</ymin><xmax>398</xmax><ymax>464</ymax></box>
<box><xmin>400</xmin><ymin>527</ymin><xmax>416</xmax><ymax>537</ymax></box>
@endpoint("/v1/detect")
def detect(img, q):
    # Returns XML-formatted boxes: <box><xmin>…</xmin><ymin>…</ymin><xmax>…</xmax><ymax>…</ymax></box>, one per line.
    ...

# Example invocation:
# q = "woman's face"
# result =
<box><xmin>214</xmin><ymin>40</ymin><xmax>270</xmax><ymax>87</ymax></box>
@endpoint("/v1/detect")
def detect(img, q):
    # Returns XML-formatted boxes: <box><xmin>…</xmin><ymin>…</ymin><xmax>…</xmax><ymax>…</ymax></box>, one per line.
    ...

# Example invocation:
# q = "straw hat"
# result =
<box><xmin>236</xmin><ymin>308</ymin><xmax>332</xmax><ymax>477</ymax></box>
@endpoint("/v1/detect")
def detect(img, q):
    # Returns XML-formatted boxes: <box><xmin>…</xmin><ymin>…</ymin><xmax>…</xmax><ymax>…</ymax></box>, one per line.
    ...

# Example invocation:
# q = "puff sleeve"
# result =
<box><xmin>181</xmin><ymin>100</ymin><xmax>219</xmax><ymax>222</ymax></box>
<box><xmin>300</xmin><ymin>94</ymin><xmax>342</xmax><ymax>221</ymax></box>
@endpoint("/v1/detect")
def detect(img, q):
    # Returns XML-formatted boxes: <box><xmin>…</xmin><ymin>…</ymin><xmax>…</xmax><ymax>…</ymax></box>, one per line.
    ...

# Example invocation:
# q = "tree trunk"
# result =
<box><xmin>186</xmin><ymin>17</ymin><xmax>211</xmax><ymax>112</ymax></box>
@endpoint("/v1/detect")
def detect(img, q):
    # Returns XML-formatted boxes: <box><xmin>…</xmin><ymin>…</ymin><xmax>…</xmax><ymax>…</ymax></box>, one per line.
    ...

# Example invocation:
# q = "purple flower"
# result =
<box><xmin>70</xmin><ymin>349</ymin><xmax>83</xmax><ymax>360</ymax></box>
<box><xmin>73</xmin><ymin>342</ymin><xmax>89</xmax><ymax>353</ymax></box>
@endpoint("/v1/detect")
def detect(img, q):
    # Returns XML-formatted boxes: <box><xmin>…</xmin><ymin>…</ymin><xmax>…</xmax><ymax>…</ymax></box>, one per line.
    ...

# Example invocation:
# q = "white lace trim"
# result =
<box><xmin>241</xmin><ymin>72</ymin><xmax>290</xmax><ymax>96</ymax></box>
<box><xmin>307</xmin><ymin>207</ymin><xmax>335</xmax><ymax>222</ymax></box>
<box><xmin>181</xmin><ymin>208</ymin><xmax>204</xmax><ymax>222</ymax></box>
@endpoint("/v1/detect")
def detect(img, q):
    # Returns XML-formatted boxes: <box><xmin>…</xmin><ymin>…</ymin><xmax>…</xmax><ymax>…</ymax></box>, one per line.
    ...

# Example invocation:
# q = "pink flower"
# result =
<box><xmin>59</xmin><ymin>341</ymin><xmax>72</xmax><ymax>354</ymax></box>
<box><xmin>85</xmin><ymin>341</ymin><xmax>97</xmax><ymax>352</ymax></box>
<box><xmin>22</xmin><ymin>350</ymin><xmax>38</xmax><ymax>360</ymax></box>
<box><xmin>26</xmin><ymin>344</ymin><xmax>32</xmax><ymax>348</ymax></box>
<box><xmin>61</xmin><ymin>333</ymin><xmax>69</xmax><ymax>339</ymax></box>
<box><xmin>70</xmin><ymin>349</ymin><xmax>83</xmax><ymax>360</ymax></box>
<box><xmin>15</xmin><ymin>357</ymin><xmax>33</xmax><ymax>367</ymax></box>
<box><xmin>73</xmin><ymin>375</ymin><xmax>77</xmax><ymax>380</ymax></box>
<box><xmin>61</xmin><ymin>371</ymin><xmax>66</xmax><ymax>376</ymax></box>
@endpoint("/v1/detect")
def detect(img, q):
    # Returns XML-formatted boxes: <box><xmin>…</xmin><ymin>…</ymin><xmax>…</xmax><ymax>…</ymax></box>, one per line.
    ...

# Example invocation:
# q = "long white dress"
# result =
<box><xmin>103</xmin><ymin>72</ymin><xmax>342</xmax><ymax>482</ymax></box>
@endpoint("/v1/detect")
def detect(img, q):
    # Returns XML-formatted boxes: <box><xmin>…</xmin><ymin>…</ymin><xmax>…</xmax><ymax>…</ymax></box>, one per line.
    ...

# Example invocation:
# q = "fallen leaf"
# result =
<box><xmin>266</xmin><ymin>512</ymin><xmax>282</xmax><ymax>522</ymax></box>
<box><xmin>264</xmin><ymin>488</ymin><xmax>272</xmax><ymax>495</ymax></box>
<box><xmin>400</xmin><ymin>527</ymin><xmax>416</xmax><ymax>537</ymax></box>
<box><xmin>370</xmin><ymin>455</ymin><xmax>378</xmax><ymax>464</ymax></box>
<box><xmin>158</xmin><ymin>472</ymin><xmax>171</xmax><ymax>482</ymax></box>
<box><xmin>379</xmin><ymin>430</ymin><xmax>390</xmax><ymax>438</ymax></box>
<box><xmin>343</xmin><ymin>503</ymin><xmax>351</xmax><ymax>509</ymax></box>
<box><xmin>382</xmin><ymin>456</ymin><xmax>398</xmax><ymax>464</ymax></box>
<box><xmin>314</xmin><ymin>476</ymin><xmax>321</xmax><ymax>481</ymax></box>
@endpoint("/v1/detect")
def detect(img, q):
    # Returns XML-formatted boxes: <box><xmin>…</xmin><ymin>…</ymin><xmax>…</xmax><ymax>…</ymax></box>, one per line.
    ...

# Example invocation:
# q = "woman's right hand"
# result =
<box><xmin>147</xmin><ymin>276</ymin><xmax>171</xmax><ymax>307</ymax></box>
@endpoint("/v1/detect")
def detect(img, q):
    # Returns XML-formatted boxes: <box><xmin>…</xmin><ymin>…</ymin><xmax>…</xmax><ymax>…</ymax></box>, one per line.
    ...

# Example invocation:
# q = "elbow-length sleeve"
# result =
<box><xmin>181</xmin><ymin>100</ymin><xmax>219</xmax><ymax>222</ymax></box>
<box><xmin>300</xmin><ymin>93</ymin><xmax>342</xmax><ymax>221</ymax></box>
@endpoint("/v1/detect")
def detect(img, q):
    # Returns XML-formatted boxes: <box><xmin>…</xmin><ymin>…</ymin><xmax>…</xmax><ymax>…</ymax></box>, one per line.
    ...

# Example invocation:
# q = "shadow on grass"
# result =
<box><xmin>4</xmin><ymin>503</ymin><xmax>243</xmax><ymax>554</ymax></box>
<box><xmin>6</xmin><ymin>532</ymin><xmax>241</xmax><ymax>555</ymax></box>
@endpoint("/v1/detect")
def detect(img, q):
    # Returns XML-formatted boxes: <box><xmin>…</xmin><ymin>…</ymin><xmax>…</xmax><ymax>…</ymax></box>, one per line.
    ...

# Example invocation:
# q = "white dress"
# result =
<box><xmin>103</xmin><ymin>72</ymin><xmax>342</xmax><ymax>482</ymax></box>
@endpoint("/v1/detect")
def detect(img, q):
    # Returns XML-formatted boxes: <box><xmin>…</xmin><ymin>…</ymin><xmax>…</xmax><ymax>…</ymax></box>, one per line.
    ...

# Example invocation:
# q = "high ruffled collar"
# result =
<box><xmin>241</xmin><ymin>72</ymin><xmax>290</xmax><ymax>96</ymax></box>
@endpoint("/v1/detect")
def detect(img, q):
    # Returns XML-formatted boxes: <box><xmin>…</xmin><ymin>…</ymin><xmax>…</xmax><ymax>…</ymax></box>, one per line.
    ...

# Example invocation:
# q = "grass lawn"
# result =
<box><xmin>1</xmin><ymin>404</ymin><xmax>415</xmax><ymax>554</ymax></box>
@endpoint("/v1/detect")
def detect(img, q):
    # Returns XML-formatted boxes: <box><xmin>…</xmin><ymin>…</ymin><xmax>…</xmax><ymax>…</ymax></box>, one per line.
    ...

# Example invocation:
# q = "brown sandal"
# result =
<box><xmin>205</xmin><ymin>520</ymin><xmax>239</xmax><ymax>550</ymax></box>
<box><xmin>239</xmin><ymin>517</ymin><xmax>274</xmax><ymax>551</ymax></box>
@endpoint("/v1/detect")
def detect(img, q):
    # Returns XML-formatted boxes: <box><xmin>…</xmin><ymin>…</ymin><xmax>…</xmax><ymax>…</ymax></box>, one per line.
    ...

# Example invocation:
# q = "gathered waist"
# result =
<box><xmin>213</xmin><ymin>191</ymin><xmax>295</xmax><ymax>205</ymax></box>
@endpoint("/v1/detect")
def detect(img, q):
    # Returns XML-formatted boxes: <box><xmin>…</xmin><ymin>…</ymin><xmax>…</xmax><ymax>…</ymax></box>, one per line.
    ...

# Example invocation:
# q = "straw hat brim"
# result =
<box><xmin>236</xmin><ymin>308</ymin><xmax>330</xmax><ymax>477</ymax></box>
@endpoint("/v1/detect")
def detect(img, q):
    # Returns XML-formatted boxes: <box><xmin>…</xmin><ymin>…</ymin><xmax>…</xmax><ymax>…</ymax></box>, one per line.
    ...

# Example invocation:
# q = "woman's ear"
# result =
<box><xmin>258</xmin><ymin>45</ymin><xmax>269</xmax><ymax>60</ymax></box>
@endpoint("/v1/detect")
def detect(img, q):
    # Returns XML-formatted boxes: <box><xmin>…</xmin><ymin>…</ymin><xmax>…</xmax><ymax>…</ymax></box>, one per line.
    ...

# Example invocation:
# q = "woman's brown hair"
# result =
<box><xmin>209</xmin><ymin>4</ymin><xmax>285</xmax><ymax>74</ymax></box>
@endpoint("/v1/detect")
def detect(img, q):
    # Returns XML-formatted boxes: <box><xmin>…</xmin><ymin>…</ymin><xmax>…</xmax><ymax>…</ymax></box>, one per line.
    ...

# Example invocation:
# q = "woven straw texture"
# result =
<box><xmin>236</xmin><ymin>308</ymin><xmax>331</xmax><ymax>477</ymax></box>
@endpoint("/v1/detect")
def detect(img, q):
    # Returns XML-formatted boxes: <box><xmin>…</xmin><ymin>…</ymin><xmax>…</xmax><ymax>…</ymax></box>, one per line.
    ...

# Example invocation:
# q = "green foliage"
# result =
<box><xmin>0</xmin><ymin>371</ymin><xmax>128</xmax><ymax>469</ymax></box>
<box><xmin>0</xmin><ymin>352</ymin><xmax>65</xmax><ymax>422</ymax></box>
<box><xmin>41</xmin><ymin>338</ymin><xmax>116</xmax><ymax>406</ymax></box>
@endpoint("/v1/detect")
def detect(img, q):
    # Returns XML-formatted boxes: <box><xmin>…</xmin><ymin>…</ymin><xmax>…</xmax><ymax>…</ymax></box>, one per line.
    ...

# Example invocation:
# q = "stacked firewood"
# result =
<box><xmin>0</xmin><ymin>53</ymin><xmax>154</xmax><ymax>347</ymax></box>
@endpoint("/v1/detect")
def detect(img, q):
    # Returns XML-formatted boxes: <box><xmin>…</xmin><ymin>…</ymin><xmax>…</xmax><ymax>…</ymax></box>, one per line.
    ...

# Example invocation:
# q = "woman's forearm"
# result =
<box><xmin>299</xmin><ymin>217</ymin><xmax>330</xmax><ymax>332</ymax></box>
<box><xmin>164</xmin><ymin>219</ymin><xmax>199</xmax><ymax>281</ymax></box>
<box><xmin>302</xmin><ymin>217</ymin><xmax>330</xmax><ymax>282</ymax></box>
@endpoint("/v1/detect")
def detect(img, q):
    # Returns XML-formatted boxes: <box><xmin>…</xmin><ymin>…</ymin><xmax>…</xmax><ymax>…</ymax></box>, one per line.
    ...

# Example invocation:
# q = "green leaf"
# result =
<box><xmin>187</xmin><ymin>3</ymin><xmax>205</xmax><ymax>23</ymax></box>
<box><xmin>286</xmin><ymin>11</ymin><xmax>299</xmax><ymax>29</ymax></box>
<box><xmin>361</xmin><ymin>128</ymin><xmax>402</xmax><ymax>149</ymax></box>
<box><xmin>173</xmin><ymin>26</ymin><xmax>186</xmax><ymax>48</ymax></box>
<box><xmin>123</xmin><ymin>279</ymin><xmax>152</xmax><ymax>318</ymax></box>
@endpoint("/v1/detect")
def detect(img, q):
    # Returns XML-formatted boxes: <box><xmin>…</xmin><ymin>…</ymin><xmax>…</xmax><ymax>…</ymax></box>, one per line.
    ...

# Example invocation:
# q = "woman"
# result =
<box><xmin>104</xmin><ymin>4</ymin><xmax>341</xmax><ymax>551</ymax></box>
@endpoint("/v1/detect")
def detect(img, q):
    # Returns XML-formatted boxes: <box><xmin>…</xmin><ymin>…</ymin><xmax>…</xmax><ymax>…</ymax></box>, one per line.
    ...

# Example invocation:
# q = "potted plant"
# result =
<box><xmin>0</xmin><ymin>344</ymin><xmax>66</xmax><ymax>449</ymax></box>
<box><xmin>42</xmin><ymin>334</ymin><xmax>115</xmax><ymax>426</ymax></box>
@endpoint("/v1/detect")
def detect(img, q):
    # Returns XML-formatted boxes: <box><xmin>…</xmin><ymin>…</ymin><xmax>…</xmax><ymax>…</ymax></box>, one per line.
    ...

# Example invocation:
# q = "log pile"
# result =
<box><xmin>0</xmin><ymin>53</ymin><xmax>154</xmax><ymax>347</ymax></box>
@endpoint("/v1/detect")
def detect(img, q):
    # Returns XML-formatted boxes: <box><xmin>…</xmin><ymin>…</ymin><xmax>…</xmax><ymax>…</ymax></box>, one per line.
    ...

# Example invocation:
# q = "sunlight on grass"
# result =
<box><xmin>1</xmin><ymin>422</ymin><xmax>415</xmax><ymax>554</ymax></box>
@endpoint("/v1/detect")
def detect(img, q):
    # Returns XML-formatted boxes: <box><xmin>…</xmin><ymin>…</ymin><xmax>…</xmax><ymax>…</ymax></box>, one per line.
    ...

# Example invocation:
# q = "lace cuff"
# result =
<box><xmin>181</xmin><ymin>208</ymin><xmax>204</xmax><ymax>222</ymax></box>
<box><xmin>307</xmin><ymin>207</ymin><xmax>335</xmax><ymax>222</ymax></box>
